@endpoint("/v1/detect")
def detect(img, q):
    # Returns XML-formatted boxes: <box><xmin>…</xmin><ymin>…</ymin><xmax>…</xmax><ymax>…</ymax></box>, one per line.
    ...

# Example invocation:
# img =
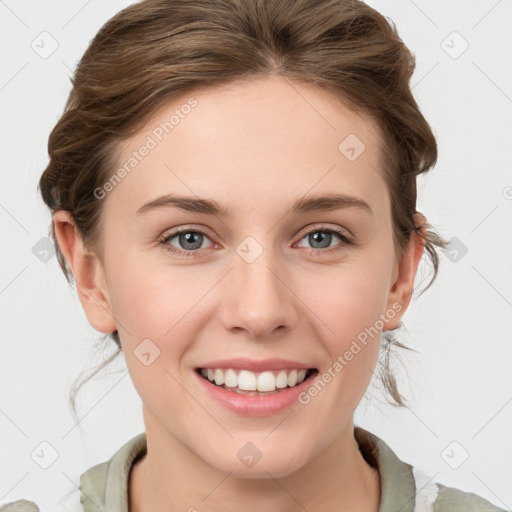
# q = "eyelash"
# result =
<box><xmin>157</xmin><ymin>225</ymin><xmax>354</xmax><ymax>258</ymax></box>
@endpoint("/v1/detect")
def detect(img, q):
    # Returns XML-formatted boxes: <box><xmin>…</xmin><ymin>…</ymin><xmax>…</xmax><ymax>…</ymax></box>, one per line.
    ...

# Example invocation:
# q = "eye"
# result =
<box><xmin>296</xmin><ymin>225</ymin><xmax>353</xmax><ymax>254</ymax></box>
<box><xmin>158</xmin><ymin>228</ymin><xmax>213</xmax><ymax>257</ymax></box>
<box><xmin>157</xmin><ymin>224</ymin><xmax>354</xmax><ymax>258</ymax></box>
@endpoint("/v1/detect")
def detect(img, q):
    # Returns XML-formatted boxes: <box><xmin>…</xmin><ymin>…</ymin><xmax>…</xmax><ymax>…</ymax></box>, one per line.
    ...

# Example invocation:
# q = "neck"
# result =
<box><xmin>129</xmin><ymin>412</ymin><xmax>380</xmax><ymax>512</ymax></box>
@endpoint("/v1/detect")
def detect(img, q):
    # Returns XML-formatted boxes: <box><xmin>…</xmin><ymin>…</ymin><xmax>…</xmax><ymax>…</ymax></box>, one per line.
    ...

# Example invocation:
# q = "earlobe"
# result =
<box><xmin>53</xmin><ymin>210</ymin><xmax>117</xmax><ymax>334</ymax></box>
<box><xmin>383</xmin><ymin>214</ymin><xmax>426</xmax><ymax>330</ymax></box>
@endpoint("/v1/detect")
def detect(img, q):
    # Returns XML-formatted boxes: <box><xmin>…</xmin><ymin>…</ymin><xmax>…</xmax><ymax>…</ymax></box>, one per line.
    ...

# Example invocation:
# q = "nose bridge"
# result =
<box><xmin>221</xmin><ymin>238</ymin><xmax>297</xmax><ymax>339</ymax></box>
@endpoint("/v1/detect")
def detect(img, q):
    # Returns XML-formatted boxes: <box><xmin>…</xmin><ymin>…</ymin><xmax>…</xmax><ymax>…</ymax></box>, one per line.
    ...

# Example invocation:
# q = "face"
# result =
<box><xmin>72</xmin><ymin>76</ymin><xmax>418</xmax><ymax>477</ymax></box>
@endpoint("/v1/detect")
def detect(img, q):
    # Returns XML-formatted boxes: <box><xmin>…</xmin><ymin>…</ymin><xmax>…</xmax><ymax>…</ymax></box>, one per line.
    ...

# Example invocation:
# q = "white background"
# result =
<box><xmin>0</xmin><ymin>0</ymin><xmax>511</xmax><ymax>510</ymax></box>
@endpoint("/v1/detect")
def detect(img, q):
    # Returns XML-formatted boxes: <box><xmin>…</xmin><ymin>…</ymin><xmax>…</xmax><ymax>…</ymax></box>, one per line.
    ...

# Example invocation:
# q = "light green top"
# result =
<box><xmin>1</xmin><ymin>427</ymin><xmax>508</xmax><ymax>511</ymax></box>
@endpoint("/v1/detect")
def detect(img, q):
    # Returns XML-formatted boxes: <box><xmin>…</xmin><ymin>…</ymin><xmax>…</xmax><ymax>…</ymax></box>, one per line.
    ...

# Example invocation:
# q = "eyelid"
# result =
<box><xmin>160</xmin><ymin>224</ymin><xmax>213</xmax><ymax>239</ymax></box>
<box><xmin>296</xmin><ymin>223</ymin><xmax>353</xmax><ymax>243</ymax></box>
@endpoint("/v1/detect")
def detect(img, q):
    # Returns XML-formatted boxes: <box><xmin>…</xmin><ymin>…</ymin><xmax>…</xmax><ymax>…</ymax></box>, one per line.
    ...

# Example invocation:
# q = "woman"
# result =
<box><xmin>2</xmin><ymin>0</ymin><xmax>506</xmax><ymax>510</ymax></box>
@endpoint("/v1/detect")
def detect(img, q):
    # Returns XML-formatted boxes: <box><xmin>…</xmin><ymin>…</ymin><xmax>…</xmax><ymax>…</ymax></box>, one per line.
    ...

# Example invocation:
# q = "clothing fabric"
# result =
<box><xmin>1</xmin><ymin>427</ymin><xmax>507</xmax><ymax>511</ymax></box>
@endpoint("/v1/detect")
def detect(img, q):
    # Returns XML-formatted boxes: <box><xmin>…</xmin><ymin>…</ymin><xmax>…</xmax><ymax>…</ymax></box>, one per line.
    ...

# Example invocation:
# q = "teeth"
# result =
<box><xmin>225</xmin><ymin>368</ymin><xmax>238</xmax><ymax>388</ymax></box>
<box><xmin>214</xmin><ymin>369</ymin><xmax>224</xmax><ymax>386</ymax></box>
<box><xmin>257</xmin><ymin>371</ymin><xmax>275</xmax><ymax>392</ymax></box>
<box><xmin>275</xmin><ymin>370</ymin><xmax>288</xmax><ymax>389</ymax></box>
<box><xmin>239</xmin><ymin>370</ymin><xmax>257</xmax><ymax>391</ymax></box>
<box><xmin>200</xmin><ymin>367</ymin><xmax>310</xmax><ymax>392</ymax></box>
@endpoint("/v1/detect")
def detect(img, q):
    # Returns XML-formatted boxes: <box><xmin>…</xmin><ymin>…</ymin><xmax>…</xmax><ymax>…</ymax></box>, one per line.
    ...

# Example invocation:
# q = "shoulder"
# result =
<box><xmin>0</xmin><ymin>501</ymin><xmax>40</xmax><ymax>511</ymax></box>
<box><xmin>355</xmin><ymin>427</ymin><xmax>508</xmax><ymax>512</ymax></box>
<box><xmin>434</xmin><ymin>483</ymin><xmax>509</xmax><ymax>512</ymax></box>
<box><xmin>0</xmin><ymin>433</ymin><xmax>145</xmax><ymax>512</ymax></box>
<box><xmin>0</xmin><ymin>488</ymin><xmax>82</xmax><ymax>511</ymax></box>
<box><xmin>413</xmin><ymin>466</ymin><xmax>508</xmax><ymax>512</ymax></box>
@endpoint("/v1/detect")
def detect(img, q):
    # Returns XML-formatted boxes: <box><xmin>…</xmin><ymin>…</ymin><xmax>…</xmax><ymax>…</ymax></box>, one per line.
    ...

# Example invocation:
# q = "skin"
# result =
<box><xmin>54</xmin><ymin>75</ymin><xmax>425</xmax><ymax>512</ymax></box>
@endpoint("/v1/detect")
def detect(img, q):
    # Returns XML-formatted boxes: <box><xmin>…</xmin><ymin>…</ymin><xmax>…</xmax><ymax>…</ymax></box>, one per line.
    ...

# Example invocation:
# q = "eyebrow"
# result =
<box><xmin>135</xmin><ymin>192</ymin><xmax>373</xmax><ymax>218</ymax></box>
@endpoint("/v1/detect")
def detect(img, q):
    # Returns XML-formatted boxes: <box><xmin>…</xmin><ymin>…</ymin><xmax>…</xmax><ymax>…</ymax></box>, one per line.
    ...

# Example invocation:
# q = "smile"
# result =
<box><xmin>196</xmin><ymin>367</ymin><xmax>317</xmax><ymax>395</ymax></box>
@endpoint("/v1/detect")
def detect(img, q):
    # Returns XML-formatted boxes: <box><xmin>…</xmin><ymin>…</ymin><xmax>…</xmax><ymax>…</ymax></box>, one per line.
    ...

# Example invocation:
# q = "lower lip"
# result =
<box><xmin>194</xmin><ymin>369</ymin><xmax>317</xmax><ymax>417</ymax></box>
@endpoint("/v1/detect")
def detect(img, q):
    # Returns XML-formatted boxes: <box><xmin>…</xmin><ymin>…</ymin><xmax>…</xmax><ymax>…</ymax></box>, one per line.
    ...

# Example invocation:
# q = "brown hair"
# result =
<box><xmin>38</xmin><ymin>0</ymin><xmax>447</xmax><ymax>421</ymax></box>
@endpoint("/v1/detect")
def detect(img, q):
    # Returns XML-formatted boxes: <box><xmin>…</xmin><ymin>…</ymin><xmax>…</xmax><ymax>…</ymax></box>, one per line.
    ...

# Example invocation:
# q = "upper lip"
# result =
<box><xmin>196</xmin><ymin>358</ymin><xmax>316</xmax><ymax>372</ymax></box>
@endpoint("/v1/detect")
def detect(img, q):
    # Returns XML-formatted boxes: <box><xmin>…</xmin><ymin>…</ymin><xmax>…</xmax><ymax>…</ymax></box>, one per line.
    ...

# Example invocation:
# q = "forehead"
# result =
<box><xmin>107</xmin><ymin>75</ymin><xmax>387</xmax><ymax>218</ymax></box>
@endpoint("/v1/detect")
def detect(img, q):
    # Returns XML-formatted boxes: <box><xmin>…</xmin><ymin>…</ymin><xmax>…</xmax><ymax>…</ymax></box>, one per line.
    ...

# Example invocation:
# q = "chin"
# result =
<box><xmin>206</xmin><ymin>447</ymin><xmax>309</xmax><ymax>479</ymax></box>
<box><xmin>227</xmin><ymin>463</ymin><xmax>305</xmax><ymax>480</ymax></box>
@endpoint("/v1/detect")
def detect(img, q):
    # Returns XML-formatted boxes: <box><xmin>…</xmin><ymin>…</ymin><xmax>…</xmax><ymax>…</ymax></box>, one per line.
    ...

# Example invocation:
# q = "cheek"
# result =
<box><xmin>105</xmin><ymin>261</ymin><xmax>207</xmax><ymax>398</ymax></box>
<box><xmin>297</xmin><ymin>256</ymin><xmax>393</xmax><ymax>342</ymax></box>
<box><xmin>296</xmin><ymin>264</ymin><xmax>390</xmax><ymax>410</ymax></box>
<box><xmin>105</xmin><ymin>252</ymin><xmax>208</xmax><ymax>344</ymax></box>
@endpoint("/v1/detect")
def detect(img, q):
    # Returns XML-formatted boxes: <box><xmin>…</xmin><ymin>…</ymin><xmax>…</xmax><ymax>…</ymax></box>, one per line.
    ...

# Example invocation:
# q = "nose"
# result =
<box><xmin>220</xmin><ymin>245</ymin><xmax>299</xmax><ymax>340</ymax></box>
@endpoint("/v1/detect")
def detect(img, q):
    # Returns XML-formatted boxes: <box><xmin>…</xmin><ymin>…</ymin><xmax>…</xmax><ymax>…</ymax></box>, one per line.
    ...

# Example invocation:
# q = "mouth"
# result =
<box><xmin>195</xmin><ymin>367</ymin><xmax>319</xmax><ymax>396</ymax></box>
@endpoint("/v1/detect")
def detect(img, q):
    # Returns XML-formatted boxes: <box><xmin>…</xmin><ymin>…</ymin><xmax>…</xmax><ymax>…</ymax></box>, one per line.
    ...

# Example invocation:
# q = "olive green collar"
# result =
<box><xmin>354</xmin><ymin>427</ymin><xmax>416</xmax><ymax>512</ymax></box>
<box><xmin>80</xmin><ymin>427</ymin><xmax>416</xmax><ymax>512</ymax></box>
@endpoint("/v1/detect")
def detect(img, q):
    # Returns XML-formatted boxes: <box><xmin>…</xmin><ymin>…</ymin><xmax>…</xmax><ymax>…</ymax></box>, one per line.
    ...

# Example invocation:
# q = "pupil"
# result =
<box><xmin>310</xmin><ymin>231</ymin><xmax>331</xmax><ymax>249</ymax></box>
<box><xmin>180</xmin><ymin>232</ymin><xmax>202</xmax><ymax>250</ymax></box>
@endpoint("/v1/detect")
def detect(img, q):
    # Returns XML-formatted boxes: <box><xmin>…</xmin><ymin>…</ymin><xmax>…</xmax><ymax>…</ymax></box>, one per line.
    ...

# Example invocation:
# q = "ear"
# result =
<box><xmin>53</xmin><ymin>210</ymin><xmax>117</xmax><ymax>334</ymax></box>
<box><xmin>383</xmin><ymin>213</ymin><xmax>426</xmax><ymax>330</ymax></box>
